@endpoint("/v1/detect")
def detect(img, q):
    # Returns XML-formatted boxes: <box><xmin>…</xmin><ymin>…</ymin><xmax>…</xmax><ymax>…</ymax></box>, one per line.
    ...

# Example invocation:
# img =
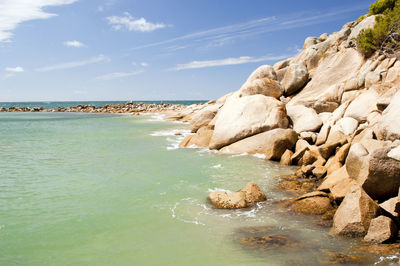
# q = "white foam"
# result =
<box><xmin>207</xmin><ymin>187</ymin><xmax>232</xmax><ymax>193</ymax></box>
<box><xmin>375</xmin><ymin>255</ymin><xmax>400</xmax><ymax>264</ymax></box>
<box><xmin>231</xmin><ymin>152</ymin><xmax>248</xmax><ymax>157</ymax></box>
<box><xmin>150</xmin><ymin>128</ymin><xmax>190</xmax><ymax>137</ymax></box>
<box><xmin>147</xmin><ymin>113</ymin><xmax>167</xmax><ymax>121</ymax></box>
<box><xmin>211</xmin><ymin>164</ymin><xmax>222</xmax><ymax>169</ymax></box>
<box><xmin>252</xmin><ymin>153</ymin><xmax>266</xmax><ymax>159</ymax></box>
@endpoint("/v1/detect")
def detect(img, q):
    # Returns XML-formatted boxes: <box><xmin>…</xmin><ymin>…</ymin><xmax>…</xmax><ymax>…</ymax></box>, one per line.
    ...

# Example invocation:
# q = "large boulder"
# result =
<box><xmin>208</xmin><ymin>182</ymin><xmax>266</xmax><ymax>209</ymax></box>
<box><xmin>363</xmin><ymin>216</ymin><xmax>397</xmax><ymax>244</ymax></box>
<box><xmin>344</xmin><ymin>89</ymin><xmax>378</xmax><ymax>123</ymax></box>
<box><xmin>286</xmin><ymin>105</ymin><xmax>323</xmax><ymax>133</ymax></box>
<box><xmin>247</xmin><ymin>65</ymin><xmax>277</xmax><ymax>82</ymax></box>
<box><xmin>209</xmin><ymin>95</ymin><xmax>289</xmax><ymax>150</ymax></box>
<box><xmin>238</xmin><ymin>78</ymin><xmax>283</xmax><ymax>99</ymax></box>
<box><xmin>219</xmin><ymin>128</ymin><xmax>298</xmax><ymax>160</ymax></box>
<box><xmin>331</xmin><ymin>186</ymin><xmax>380</xmax><ymax>237</ymax></box>
<box><xmin>375</xmin><ymin>90</ymin><xmax>400</xmax><ymax>141</ymax></box>
<box><xmin>189</xmin><ymin>104</ymin><xmax>221</xmax><ymax>132</ymax></box>
<box><xmin>347</xmin><ymin>144</ymin><xmax>400</xmax><ymax>200</ymax></box>
<box><xmin>281</xmin><ymin>64</ymin><xmax>309</xmax><ymax>96</ymax></box>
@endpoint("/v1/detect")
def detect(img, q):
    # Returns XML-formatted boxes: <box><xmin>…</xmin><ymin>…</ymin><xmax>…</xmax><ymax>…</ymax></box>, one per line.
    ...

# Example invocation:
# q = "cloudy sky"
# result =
<box><xmin>0</xmin><ymin>0</ymin><xmax>374</xmax><ymax>101</ymax></box>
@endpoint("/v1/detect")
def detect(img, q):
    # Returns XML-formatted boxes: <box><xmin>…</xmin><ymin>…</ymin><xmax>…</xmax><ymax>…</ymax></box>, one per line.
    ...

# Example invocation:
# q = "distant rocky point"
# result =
<box><xmin>0</xmin><ymin>102</ymin><xmax>186</xmax><ymax>114</ymax></box>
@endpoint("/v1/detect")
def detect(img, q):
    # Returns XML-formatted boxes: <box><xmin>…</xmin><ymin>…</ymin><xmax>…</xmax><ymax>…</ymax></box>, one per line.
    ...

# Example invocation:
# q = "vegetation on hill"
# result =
<box><xmin>355</xmin><ymin>0</ymin><xmax>400</xmax><ymax>57</ymax></box>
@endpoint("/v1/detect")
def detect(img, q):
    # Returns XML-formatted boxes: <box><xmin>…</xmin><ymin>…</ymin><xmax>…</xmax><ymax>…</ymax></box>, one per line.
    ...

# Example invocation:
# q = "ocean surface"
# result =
<box><xmin>0</xmin><ymin>100</ymin><xmax>207</xmax><ymax>109</ymax></box>
<box><xmin>0</xmin><ymin>112</ymin><xmax>379</xmax><ymax>265</ymax></box>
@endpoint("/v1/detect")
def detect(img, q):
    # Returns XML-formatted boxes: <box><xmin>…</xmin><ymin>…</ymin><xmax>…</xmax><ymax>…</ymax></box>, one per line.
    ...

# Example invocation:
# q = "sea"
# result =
<box><xmin>0</xmin><ymin>108</ymin><xmax>385</xmax><ymax>265</ymax></box>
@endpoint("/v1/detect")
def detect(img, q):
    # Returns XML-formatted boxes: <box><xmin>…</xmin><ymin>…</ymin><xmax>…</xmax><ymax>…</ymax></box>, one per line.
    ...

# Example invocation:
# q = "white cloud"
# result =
<box><xmin>64</xmin><ymin>40</ymin><xmax>85</xmax><ymax>47</ymax></box>
<box><xmin>95</xmin><ymin>70</ymin><xmax>143</xmax><ymax>80</ymax></box>
<box><xmin>106</xmin><ymin>12</ymin><xmax>167</xmax><ymax>32</ymax></box>
<box><xmin>173</xmin><ymin>55</ymin><xmax>290</xmax><ymax>71</ymax></box>
<box><xmin>0</xmin><ymin>0</ymin><xmax>78</xmax><ymax>42</ymax></box>
<box><xmin>130</xmin><ymin>4</ymin><xmax>366</xmax><ymax>51</ymax></box>
<box><xmin>140</xmin><ymin>62</ymin><xmax>149</xmax><ymax>67</ymax></box>
<box><xmin>5</xmin><ymin>66</ymin><xmax>24</xmax><ymax>72</ymax></box>
<box><xmin>36</xmin><ymin>55</ymin><xmax>109</xmax><ymax>72</ymax></box>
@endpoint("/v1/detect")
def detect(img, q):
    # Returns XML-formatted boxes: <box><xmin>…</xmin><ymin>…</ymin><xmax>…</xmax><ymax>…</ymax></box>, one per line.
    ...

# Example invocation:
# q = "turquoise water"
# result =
<box><xmin>0</xmin><ymin>100</ymin><xmax>207</xmax><ymax>109</ymax></box>
<box><xmin>0</xmin><ymin>112</ymin><xmax>369</xmax><ymax>265</ymax></box>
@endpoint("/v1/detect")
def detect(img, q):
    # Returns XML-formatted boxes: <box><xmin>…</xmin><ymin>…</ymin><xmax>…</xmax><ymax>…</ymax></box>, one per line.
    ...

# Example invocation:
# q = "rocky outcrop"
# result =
<box><xmin>219</xmin><ymin>129</ymin><xmax>298</xmax><ymax>160</ymax></box>
<box><xmin>209</xmin><ymin>95</ymin><xmax>288</xmax><ymax>150</ymax></box>
<box><xmin>170</xmin><ymin>11</ymin><xmax>400</xmax><ymax>248</ymax></box>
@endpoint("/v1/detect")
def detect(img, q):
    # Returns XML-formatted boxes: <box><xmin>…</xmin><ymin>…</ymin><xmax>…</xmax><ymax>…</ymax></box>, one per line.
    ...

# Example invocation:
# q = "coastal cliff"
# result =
<box><xmin>169</xmin><ymin>1</ymin><xmax>400</xmax><ymax>247</ymax></box>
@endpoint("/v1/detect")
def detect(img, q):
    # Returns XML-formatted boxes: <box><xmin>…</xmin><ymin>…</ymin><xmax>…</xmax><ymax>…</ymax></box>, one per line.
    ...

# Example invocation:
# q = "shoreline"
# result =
<box><xmin>0</xmin><ymin>102</ymin><xmax>188</xmax><ymax>114</ymax></box>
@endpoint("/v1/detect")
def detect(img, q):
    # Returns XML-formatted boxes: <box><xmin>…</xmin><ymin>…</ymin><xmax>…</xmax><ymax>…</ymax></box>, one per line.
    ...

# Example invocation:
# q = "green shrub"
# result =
<box><xmin>355</xmin><ymin>2</ymin><xmax>400</xmax><ymax>57</ymax></box>
<box><xmin>370</xmin><ymin>0</ymin><xmax>396</xmax><ymax>14</ymax></box>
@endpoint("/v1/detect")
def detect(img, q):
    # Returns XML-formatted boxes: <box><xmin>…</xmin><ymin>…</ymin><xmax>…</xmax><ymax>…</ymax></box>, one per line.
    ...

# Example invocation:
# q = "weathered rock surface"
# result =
<box><xmin>209</xmin><ymin>95</ymin><xmax>288</xmax><ymax>150</ymax></box>
<box><xmin>318</xmin><ymin>166</ymin><xmax>356</xmax><ymax>201</ymax></box>
<box><xmin>219</xmin><ymin>128</ymin><xmax>298</xmax><ymax>160</ymax></box>
<box><xmin>238</xmin><ymin>78</ymin><xmax>283</xmax><ymax>99</ymax></box>
<box><xmin>289</xmin><ymin>48</ymin><xmax>364</xmax><ymax>112</ymax></box>
<box><xmin>344</xmin><ymin>89</ymin><xmax>378</xmax><ymax>123</ymax></box>
<box><xmin>375</xmin><ymin>90</ymin><xmax>400</xmax><ymax>141</ymax></box>
<box><xmin>331</xmin><ymin>186</ymin><xmax>380</xmax><ymax>237</ymax></box>
<box><xmin>189</xmin><ymin>104</ymin><xmax>221</xmax><ymax>132</ymax></box>
<box><xmin>281</xmin><ymin>64</ymin><xmax>309</xmax><ymax>96</ymax></box>
<box><xmin>347</xmin><ymin>145</ymin><xmax>400</xmax><ymax>200</ymax></box>
<box><xmin>363</xmin><ymin>216</ymin><xmax>397</xmax><ymax>244</ymax></box>
<box><xmin>286</xmin><ymin>105</ymin><xmax>323</xmax><ymax>133</ymax></box>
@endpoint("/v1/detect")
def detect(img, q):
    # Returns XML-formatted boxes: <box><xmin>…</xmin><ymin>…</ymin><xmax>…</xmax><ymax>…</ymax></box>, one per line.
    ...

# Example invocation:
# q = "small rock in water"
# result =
<box><xmin>207</xmin><ymin>182</ymin><xmax>266</xmax><ymax>209</ymax></box>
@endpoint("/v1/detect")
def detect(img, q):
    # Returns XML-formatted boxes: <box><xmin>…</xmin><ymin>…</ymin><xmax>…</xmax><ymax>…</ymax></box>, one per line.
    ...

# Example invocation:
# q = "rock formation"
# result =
<box><xmin>170</xmin><ymin>9</ymin><xmax>400</xmax><ymax>245</ymax></box>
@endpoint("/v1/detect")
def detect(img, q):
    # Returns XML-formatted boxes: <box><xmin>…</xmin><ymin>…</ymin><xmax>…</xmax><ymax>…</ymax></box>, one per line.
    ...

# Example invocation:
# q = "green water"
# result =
<box><xmin>0</xmin><ymin>112</ymin><xmax>372</xmax><ymax>265</ymax></box>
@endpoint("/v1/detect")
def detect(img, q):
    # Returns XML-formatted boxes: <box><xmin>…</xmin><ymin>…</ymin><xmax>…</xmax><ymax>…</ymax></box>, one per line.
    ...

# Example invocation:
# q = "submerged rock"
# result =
<box><xmin>284</xmin><ymin>191</ymin><xmax>336</xmax><ymax>216</ymax></box>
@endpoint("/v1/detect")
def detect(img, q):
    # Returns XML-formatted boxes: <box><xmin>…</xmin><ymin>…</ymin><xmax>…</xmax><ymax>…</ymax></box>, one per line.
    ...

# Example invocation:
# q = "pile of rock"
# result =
<box><xmin>0</xmin><ymin>102</ymin><xmax>186</xmax><ymax>114</ymax></box>
<box><xmin>170</xmin><ymin>15</ymin><xmax>400</xmax><ymax>245</ymax></box>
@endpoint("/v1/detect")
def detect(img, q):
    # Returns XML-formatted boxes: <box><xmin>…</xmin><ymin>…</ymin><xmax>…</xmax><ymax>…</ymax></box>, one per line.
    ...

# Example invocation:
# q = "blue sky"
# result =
<box><xmin>0</xmin><ymin>0</ymin><xmax>375</xmax><ymax>101</ymax></box>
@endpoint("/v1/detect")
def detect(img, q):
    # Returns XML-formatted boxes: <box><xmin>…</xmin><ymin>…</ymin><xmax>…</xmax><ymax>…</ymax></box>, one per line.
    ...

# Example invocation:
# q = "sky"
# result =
<box><xmin>0</xmin><ymin>0</ymin><xmax>376</xmax><ymax>102</ymax></box>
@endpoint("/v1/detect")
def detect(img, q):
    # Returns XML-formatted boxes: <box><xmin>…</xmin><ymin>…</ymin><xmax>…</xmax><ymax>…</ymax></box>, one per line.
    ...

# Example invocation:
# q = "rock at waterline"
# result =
<box><xmin>363</xmin><ymin>216</ymin><xmax>398</xmax><ymax>244</ymax></box>
<box><xmin>208</xmin><ymin>182</ymin><xmax>266</xmax><ymax>209</ymax></box>
<box><xmin>331</xmin><ymin>185</ymin><xmax>380</xmax><ymax>237</ymax></box>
